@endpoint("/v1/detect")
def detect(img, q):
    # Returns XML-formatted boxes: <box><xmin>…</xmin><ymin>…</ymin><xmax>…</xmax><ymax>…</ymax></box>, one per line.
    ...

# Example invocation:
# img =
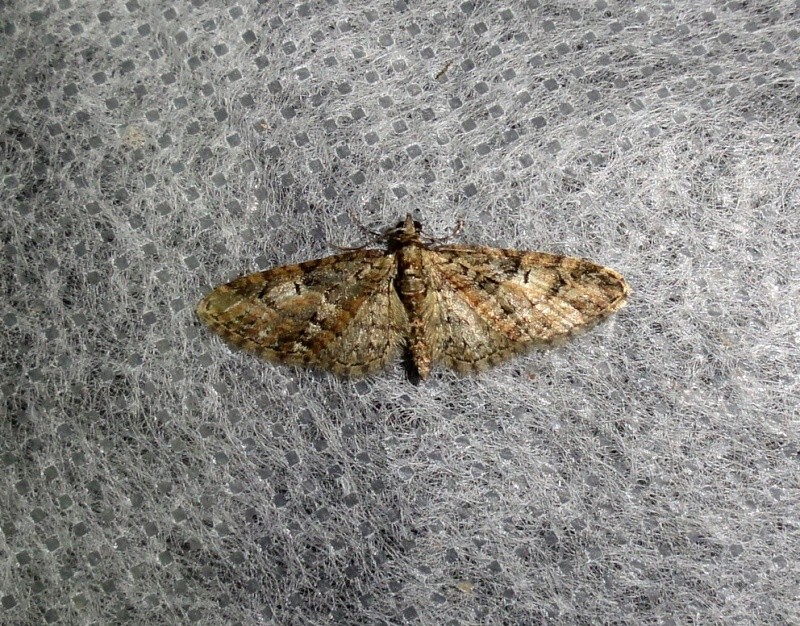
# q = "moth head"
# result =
<box><xmin>396</xmin><ymin>213</ymin><xmax>422</xmax><ymax>233</ymax></box>
<box><xmin>383</xmin><ymin>213</ymin><xmax>423</xmax><ymax>248</ymax></box>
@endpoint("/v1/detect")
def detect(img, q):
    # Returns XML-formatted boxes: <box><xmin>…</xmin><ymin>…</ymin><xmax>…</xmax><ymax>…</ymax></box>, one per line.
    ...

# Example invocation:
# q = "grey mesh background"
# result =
<box><xmin>2</xmin><ymin>1</ymin><xmax>799</xmax><ymax>624</ymax></box>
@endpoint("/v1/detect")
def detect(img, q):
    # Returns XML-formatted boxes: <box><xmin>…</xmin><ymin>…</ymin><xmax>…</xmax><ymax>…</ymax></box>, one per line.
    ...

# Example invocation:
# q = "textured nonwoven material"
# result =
<box><xmin>1</xmin><ymin>1</ymin><xmax>798</xmax><ymax>625</ymax></box>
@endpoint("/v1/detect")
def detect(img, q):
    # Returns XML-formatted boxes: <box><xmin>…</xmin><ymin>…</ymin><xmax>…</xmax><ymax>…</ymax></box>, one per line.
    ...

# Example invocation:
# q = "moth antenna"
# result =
<box><xmin>346</xmin><ymin>208</ymin><xmax>384</xmax><ymax>239</ymax></box>
<box><xmin>326</xmin><ymin>210</ymin><xmax>383</xmax><ymax>250</ymax></box>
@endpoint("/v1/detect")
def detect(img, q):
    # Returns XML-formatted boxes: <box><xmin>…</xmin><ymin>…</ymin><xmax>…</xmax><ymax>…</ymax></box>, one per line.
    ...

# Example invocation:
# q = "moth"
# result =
<box><xmin>197</xmin><ymin>215</ymin><xmax>629</xmax><ymax>379</ymax></box>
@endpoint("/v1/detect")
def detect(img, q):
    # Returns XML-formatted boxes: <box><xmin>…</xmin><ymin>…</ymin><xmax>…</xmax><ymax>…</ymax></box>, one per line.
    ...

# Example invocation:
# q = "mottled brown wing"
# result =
<box><xmin>424</xmin><ymin>245</ymin><xmax>629</xmax><ymax>373</ymax></box>
<box><xmin>197</xmin><ymin>250</ymin><xmax>409</xmax><ymax>377</ymax></box>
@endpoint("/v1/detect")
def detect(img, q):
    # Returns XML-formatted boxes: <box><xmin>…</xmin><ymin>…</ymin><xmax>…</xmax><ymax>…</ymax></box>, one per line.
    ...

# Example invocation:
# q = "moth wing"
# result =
<box><xmin>197</xmin><ymin>250</ymin><xmax>409</xmax><ymax>377</ymax></box>
<box><xmin>424</xmin><ymin>245</ymin><xmax>629</xmax><ymax>373</ymax></box>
